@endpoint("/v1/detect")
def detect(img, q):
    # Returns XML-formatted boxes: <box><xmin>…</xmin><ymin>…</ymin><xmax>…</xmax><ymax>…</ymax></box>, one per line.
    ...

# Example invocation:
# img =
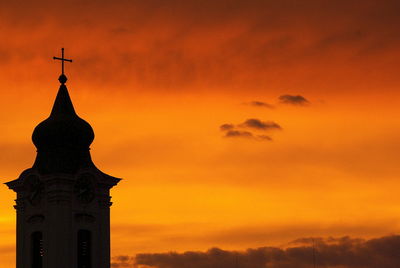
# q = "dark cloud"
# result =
<box><xmin>220</xmin><ymin>119</ymin><xmax>280</xmax><ymax>141</ymax></box>
<box><xmin>279</xmin><ymin>95</ymin><xmax>309</xmax><ymax>106</ymax></box>
<box><xmin>220</xmin><ymin>124</ymin><xmax>235</xmax><ymax>131</ymax></box>
<box><xmin>246</xmin><ymin>101</ymin><xmax>274</xmax><ymax>109</ymax></box>
<box><xmin>222</xmin><ymin>129</ymin><xmax>272</xmax><ymax>141</ymax></box>
<box><xmin>225</xmin><ymin>130</ymin><xmax>253</xmax><ymax>138</ymax></box>
<box><xmin>1</xmin><ymin>0</ymin><xmax>400</xmax><ymax>92</ymax></box>
<box><xmin>257</xmin><ymin>135</ymin><xmax>272</xmax><ymax>141</ymax></box>
<box><xmin>121</xmin><ymin>235</ymin><xmax>400</xmax><ymax>268</ymax></box>
<box><xmin>111</xmin><ymin>256</ymin><xmax>135</xmax><ymax>268</ymax></box>
<box><xmin>240</xmin><ymin>119</ymin><xmax>282</xmax><ymax>130</ymax></box>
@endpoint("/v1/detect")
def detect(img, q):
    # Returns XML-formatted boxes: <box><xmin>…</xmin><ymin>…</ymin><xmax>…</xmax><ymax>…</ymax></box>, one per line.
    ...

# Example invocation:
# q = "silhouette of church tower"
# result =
<box><xmin>6</xmin><ymin>49</ymin><xmax>120</xmax><ymax>268</ymax></box>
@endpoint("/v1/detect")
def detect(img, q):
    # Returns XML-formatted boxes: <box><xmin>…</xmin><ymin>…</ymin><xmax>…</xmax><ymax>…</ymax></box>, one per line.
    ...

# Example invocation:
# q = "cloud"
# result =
<box><xmin>1</xmin><ymin>0</ymin><xmax>400</xmax><ymax>93</ymax></box>
<box><xmin>257</xmin><ymin>135</ymin><xmax>272</xmax><ymax>141</ymax></box>
<box><xmin>239</xmin><ymin>119</ymin><xmax>282</xmax><ymax>130</ymax></box>
<box><xmin>124</xmin><ymin>235</ymin><xmax>400</xmax><ymax>268</ymax></box>
<box><xmin>220</xmin><ymin>124</ymin><xmax>235</xmax><ymax>131</ymax></box>
<box><xmin>223</xmin><ymin>129</ymin><xmax>272</xmax><ymax>141</ymax></box>
<box><xmin>220</xmin><ymin>119</ymin><xmax>280</xmax><ymax>141</ymax></box>
<box><xmin>111</xmin><ymin>256</ymin><xmax>135</xmax><ymax>268</ymax></box>
<box><xmin>279</xmin><ymin>95</ymin><xmax>309</xmax><ymax>106</ymax></box>
<box><xmin>246</xmin><ymin>101</ymin><xmax>274</xmax><ymax>109</ymax></box>
<box><xmin>224</xmin><ymin>130</ymin><xmax>253</xmax><ymax>138</ymax></box>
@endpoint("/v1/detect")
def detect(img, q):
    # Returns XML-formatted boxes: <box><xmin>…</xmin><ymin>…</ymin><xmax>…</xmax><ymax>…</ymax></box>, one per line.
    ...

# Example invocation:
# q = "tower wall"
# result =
<box><xmin>9</xmin><ymin>170</ymin><xmax>118</xmax><ymax>268</ymax></box>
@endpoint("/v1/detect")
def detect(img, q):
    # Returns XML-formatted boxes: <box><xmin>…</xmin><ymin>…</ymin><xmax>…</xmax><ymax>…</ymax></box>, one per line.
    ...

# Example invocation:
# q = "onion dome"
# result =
<box><xmin>32</xmin><ymin>84</ymin><xmax>94</xmax><ymax>151</ymax></box>
<box><xmin>32</xmin><ymin>76</ymin><xmax>95</xmax><ymax>174</ymax></box>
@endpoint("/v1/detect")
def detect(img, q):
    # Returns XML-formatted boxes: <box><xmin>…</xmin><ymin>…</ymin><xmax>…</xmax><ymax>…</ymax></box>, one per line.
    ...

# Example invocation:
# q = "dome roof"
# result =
<box><xmin>32</xmin><ymin>84</ymin><xmax>94</xmax><ymax>152</ymax></box>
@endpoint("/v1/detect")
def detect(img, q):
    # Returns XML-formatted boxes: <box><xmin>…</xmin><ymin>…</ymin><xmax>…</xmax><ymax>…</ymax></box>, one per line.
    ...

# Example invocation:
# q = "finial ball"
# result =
<box><xmin>58</xmin><ymin>74</ymin><xmax>68</xmax><ymax>84</ymax></box>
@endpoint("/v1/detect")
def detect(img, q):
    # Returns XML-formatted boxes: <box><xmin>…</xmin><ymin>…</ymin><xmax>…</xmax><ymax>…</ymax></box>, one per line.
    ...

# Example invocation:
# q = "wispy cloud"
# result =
<box><xmin>225</xmin><ymin>130</ymin><xmax>254</xmax><ymax>138</ymax></box>
<box><xmin>279</xmin><ymin>95</ymin><xmax>310</xmax><ymax>106</ymax></box>
<box><xmin>245</xmin><ymin>101</ymin><xmax>274</xmax><ymax>109</ymax></box>
<box><xmin>239</xmin><ymin>119</ymin><xmax>282</xmax><ymax>130</ymax></box>
<box><xmin>220</xmin><ymin>118</ymin><xmax>280</xmax><ymax>141</ymax></box>
<box><xmin>220</xmin><ymin>124</ymin><xmax>235</xmax><ymax>131</ymax></box>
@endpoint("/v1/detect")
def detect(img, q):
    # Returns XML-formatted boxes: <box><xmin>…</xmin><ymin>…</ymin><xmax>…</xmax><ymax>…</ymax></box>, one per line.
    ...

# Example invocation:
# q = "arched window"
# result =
<box><xmin>77</xmin><ymin>230</ymin><xmax>91</xmax><ymax>268</ymax></box>
<box><xmin>31</xmin><ymin>231</ymin><xmax>43</xmax><ymax>268</ymax></box>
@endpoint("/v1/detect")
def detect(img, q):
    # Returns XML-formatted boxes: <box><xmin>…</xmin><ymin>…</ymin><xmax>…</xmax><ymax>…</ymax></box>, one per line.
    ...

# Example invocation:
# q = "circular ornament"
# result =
<box><xmin>74</xmin><ymin>174</ymin><xmax>95</xmax><ymax>204</ymax></box>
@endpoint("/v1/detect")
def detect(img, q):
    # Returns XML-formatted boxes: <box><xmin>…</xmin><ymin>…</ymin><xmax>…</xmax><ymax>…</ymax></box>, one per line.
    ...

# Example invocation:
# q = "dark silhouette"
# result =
<box><xmin>31</xmin><ymin>232</ymin><xmax>43</xmax><ymax>268</ymax></box>
<box><xmin>77</xmin><ymin>230</ymin><xmax>92</xmax><ymax>268</ymax></box>
<box><xmin>6</xmin><ymin>48</ymin><xmax>120</xmax><ymax>268</ymax></box>
<box><xmin>53</xmin><ymin>48</ymin><xmax>72</xmax><ymax>77</ymax></box>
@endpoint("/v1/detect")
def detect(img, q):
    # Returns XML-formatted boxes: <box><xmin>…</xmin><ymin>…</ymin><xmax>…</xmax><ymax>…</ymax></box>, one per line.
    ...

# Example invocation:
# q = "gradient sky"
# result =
<box><xmin>1</xmin><ymin>1</ymin><xmax>400</xmax><ymax>267</ymax></box>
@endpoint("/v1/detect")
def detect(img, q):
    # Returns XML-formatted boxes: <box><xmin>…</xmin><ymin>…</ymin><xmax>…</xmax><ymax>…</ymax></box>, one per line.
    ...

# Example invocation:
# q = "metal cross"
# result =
<box><xmin>53</xmin><ymin>48</ymin><xmax>73</xmax><ymax>75</ymax></box>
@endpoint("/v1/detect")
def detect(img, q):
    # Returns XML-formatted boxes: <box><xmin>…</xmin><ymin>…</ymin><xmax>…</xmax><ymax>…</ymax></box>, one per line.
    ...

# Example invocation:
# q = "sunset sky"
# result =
<box><xmin>1</xmin><ymin>0</ymin><xmax>400</xmax><ymax>267</ymax></box>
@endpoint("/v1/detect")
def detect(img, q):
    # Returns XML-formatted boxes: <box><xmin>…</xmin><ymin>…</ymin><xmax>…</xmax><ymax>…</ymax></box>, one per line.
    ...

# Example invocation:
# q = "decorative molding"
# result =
<box><xmin>75</xmin><ymin>213</ymin><xmax>95</xmax><ymax>223</ymax></box>
<box><xmin>98</xmin><ymin>196</ymin><xmax>112</xmax><ymax>208</ymax></box>
<box><xmin>14</xmin><ymin>199</ymin><xmax>25</xmax><ymax>211</ymax></box>
<box><xmin>47</xmin><ymin>189</ymin><xmax>71</xmax><ymax>204</ymax></box>
<box><xmin>27</xmin><ymin>215</ymin><xmax>45</xmax><ymax>224</ymax></box>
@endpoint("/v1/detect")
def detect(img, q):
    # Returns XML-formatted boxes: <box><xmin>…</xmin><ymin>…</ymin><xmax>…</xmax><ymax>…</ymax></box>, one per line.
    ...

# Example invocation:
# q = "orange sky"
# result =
<box><xmin>1</xmin><ymin>1</ymin><xmax>400</xmax><ymax>267</ymax></box>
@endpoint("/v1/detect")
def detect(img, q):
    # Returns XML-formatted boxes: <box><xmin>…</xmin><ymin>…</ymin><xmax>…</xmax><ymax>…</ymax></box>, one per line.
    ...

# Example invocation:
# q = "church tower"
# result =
<box><xmin>6</xmin><ymin>49</ymin><xmax>120</xmax><ymax>268</ymax></box>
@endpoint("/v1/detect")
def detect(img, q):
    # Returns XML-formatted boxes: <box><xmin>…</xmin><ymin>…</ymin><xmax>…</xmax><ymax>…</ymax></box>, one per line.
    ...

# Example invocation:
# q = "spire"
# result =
<box><xmin>51</xmin><ymin>48</ymin><xmax>76</xmax><ymax>117</ymax></box>
<box><xmin>50</xmin><ymin>84</ymin><xmax>76</xmax><ymax>117</ymax></box>
<box><xmin>31</xmin><ymin>49</ymin><xmax>95</xmax><ymax>174</ymax></box>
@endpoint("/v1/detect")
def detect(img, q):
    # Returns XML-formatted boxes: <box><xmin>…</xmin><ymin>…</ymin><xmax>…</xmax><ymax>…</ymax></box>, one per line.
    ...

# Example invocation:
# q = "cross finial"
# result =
<box><xmin>53</xmin><ymin>48</ymin><xmax>73</xmax><ymax>84</ymax></box>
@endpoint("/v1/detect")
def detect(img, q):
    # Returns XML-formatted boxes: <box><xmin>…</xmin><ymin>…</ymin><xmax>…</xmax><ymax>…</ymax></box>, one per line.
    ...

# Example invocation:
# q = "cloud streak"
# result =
<box><xmin>246</xmin><ymin>101</ymin><xmax>274</xmax><ymax>109</ymax></box>
<box><xmin>239</xmin><ymin>119</ymin><xmax>282</xmax><ymax>131</ymax></box>
<box><xmin>220</xmin><ymin>118</ymin><xmax>280</xmax><ymax>141</ymax></box>
<box><xmin>225</xmin><ymin>130</ymin><xmax>254</xmax><ymax>138</ymax></box>
<box><xmin>111</xmin><ymin>235</ymin><xmax>400</xmax><ymax>268</ymax></box>
<box><xmin>279</xmin><ymin>95</ymin><xmax>310</xmax><ymax>106</ymax></box>
<box><xmin>220</xmin><ymin>124</ymin><xmax>235</xmax><ymax>131</ymax></box>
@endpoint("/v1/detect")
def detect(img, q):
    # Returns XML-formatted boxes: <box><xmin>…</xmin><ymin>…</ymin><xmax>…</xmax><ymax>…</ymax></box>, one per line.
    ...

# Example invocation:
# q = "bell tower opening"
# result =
<box><xmin>31</xmin><ymin>231</ymin><xmax>43</xmax><ymax>268</ymax></box>
<box><xmin>77</xmin><ymin>229</ymin><xmax>91</xmax><ymax>268</ymax></box>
